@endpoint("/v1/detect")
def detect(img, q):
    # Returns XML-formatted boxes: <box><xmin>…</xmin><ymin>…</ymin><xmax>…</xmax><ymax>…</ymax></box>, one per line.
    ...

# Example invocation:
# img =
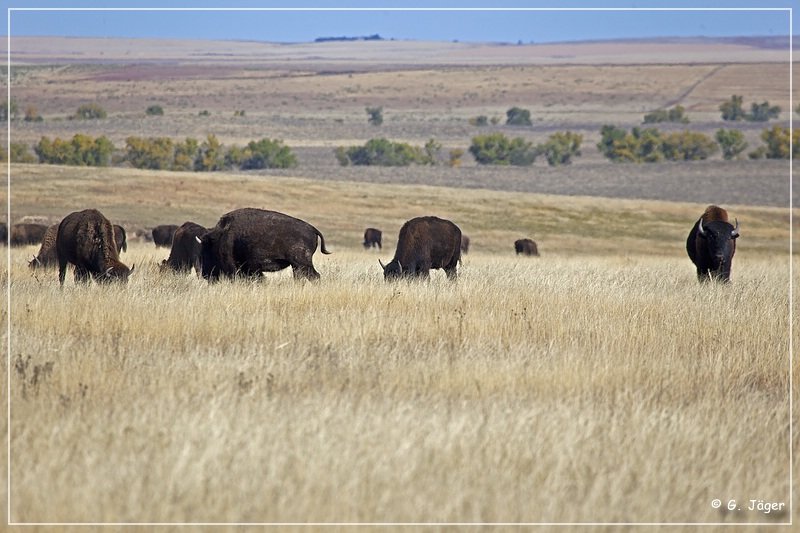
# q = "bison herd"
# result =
<box><xmin>6</xmin><ymin>204</ymin><xmax>739</xmax><ymax>284</ymax></box>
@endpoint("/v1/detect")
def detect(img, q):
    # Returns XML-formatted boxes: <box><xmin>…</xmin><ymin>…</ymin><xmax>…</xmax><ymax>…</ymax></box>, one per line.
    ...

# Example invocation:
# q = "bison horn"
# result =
<box><xmin>31</xmin><ymin>255</ymin><xmax>40</xmax><ymax>265</ymax></box>
<box><xmin>104</xmin><ymin>267</ymin><xmax>114</xmax><ymax>277</ymax></box>
<box><xmin>697</xmin><ymin>218</ymin><xmax>705</xmax><ymax>236</ymax></box>
<box><xmin>397</xmin><ymin>261</ymin><xmax>403</xmax><ymax>274</ymax></box>
<box><xmin>378</xmin><ymin>259</ymin><xmax>386</xmax><ymax>271</ymax></box>
<box><xmin>732</xmin><ymin>218</ymin><xmax>739</xmax><ymax>238</ymax></box>
<box><xmin>195</xmin><ymin>236</ymin><xmax>203</xmax><ymax>244</ymax></box>
<box><xmin>129</xmin><ymin>264</ymin><xmax>136</xmax><ymax>276</ymax></box>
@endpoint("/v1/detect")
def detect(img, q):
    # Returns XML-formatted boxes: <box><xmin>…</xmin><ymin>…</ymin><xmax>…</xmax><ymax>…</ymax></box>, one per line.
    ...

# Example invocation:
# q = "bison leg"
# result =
<box><xmin>58</xmin><ymin>258</ymin><xmax>68</xmax><ymax>287</ymax></box>
<box><xmin>73</xmin><ymin>266</ymin><xmax>91</xmax><ymax>284</ymax></box>
<box><xmin>292</xmin><ymin>264</ymin><xmax>321</xmax><ymax>280</ymax></box>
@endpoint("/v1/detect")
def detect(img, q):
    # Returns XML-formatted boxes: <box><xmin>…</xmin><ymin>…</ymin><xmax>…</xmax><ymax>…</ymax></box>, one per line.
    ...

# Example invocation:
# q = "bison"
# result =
<box><xmin>28</xmin><ymin>223</ymin><xmax>59</xmax><ymax>269</ymax></box>
<box><xmin>113</xmin><ymin>224</ymin><xmax>127</xmax><ymax>253</ymax></box>
<box><xmin>152</xmin><ymin>224</ymin><xmax>179</xmax><ymax>248</ymax></box>
<box><xmin>461</xmin><ymin>235</ymin><xmax>470</xmax><ymax>254</ymax></box>
<box><xmin>57</xmin><ymin>209</ymin><xmax>134</xmax><ymax>286</ymax></box>
<box><xmin>197</xmin><ymin>208</ymin><xmax>331</xmax><ymax>281</ymax></box>
<box><xmin>686</xmin><ymin>205</ymin><xmax>739</xmax><ymax>282</ymax></box>
<box><xmin>514</xmin><ymin>238</ymin><xmax>539</xmax><ymax>256</ymax></box>
<box><xmin>161</xmin><ymin>221</ymin><xmax>207</xmax><ymax>275</ymax></box>
<box><xmin>380</xmin><ymin>216</ymin><xmax>461</xmax><ymax>280</ymax></box>
<box><xmin>11</xmin><ymin>223</ymin><xmax>47</xmax><ymax>246</ymax></box>
<box><xmin>0</xmin><ymin>222</ymin><xmax>7</xmax><ymax>246</ymax></box>
<box><xmin>363</xmin><ymin>227</ymin><xmax>382</xmax><ymax>249</ymax></box>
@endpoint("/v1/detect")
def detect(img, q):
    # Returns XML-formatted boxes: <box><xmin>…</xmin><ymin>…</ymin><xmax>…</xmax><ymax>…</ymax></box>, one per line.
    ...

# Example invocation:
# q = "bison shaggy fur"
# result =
<box><xmin>152</xmin><ymin>224</ymin><xmax>179</xmax><ymax>248</ymax></box>
<box><xmin>686</xmin><ymin>205</ymin><xmax>739</xmax><ymax>282</ymax></box>
<box><xmin>363</xmin><ymin>228</ymin><xmax>382</xmax><ymax>249</ymax></box>
<box><xmin>57</xmin><ymin>209</ymin><xmax>134</xmax><ymax>285</ymax></box>
<box><xmin>29</xmin><ymin>223</ymin><xmax>60</xmax><ymax>269</ymax></box>
<box><xmin>381</xmin><ymin>216</ymin><xmax>461</xmax><ymax>280</ymax></box>
<box><xmin>161</xmin><ymin>221</ymin><xmax>207</xmax><ymax>275</ymax></box>
<box><xmin>199</xmin><ymin>208</ymin><xmax>331</xmax><ymax>281</ymax></box>
<box><xmin>514</xmin><ymin>238</ymin><xmax>539</xmax><ymax>256</ymax></box>
<box><xmin>11</xmin><ymin>223</ymin><xmax>47</xmax><ymax>246</ymax></box>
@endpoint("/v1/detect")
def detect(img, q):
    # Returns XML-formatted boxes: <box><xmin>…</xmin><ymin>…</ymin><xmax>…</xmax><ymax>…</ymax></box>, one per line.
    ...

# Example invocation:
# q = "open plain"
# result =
<box><xmin>1</xmin><ymin>36</ymin><xmax>797</xmax><ymax>527</ymax></box>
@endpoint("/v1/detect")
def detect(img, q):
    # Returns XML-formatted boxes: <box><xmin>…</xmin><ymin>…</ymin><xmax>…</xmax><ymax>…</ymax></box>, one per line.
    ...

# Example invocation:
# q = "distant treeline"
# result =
<box><xmin>314</xmin><ymin>34</ymin><xmax>384</xmax><ymax>43</ymax></box>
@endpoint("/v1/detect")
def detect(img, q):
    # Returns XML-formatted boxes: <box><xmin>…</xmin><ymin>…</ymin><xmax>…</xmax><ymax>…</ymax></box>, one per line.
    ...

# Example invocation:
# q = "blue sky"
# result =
<box><xmin>3</xmin><ymin>1</ymin><xmax>795</xmax><ymax>44</ymax></box>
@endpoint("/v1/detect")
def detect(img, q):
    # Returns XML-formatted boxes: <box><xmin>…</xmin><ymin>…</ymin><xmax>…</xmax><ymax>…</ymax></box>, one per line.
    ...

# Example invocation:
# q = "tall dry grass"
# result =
<box><xmin>4</xmin><ymin>243</ymin><xmax>792</xmax><ymax>525</ymax></box>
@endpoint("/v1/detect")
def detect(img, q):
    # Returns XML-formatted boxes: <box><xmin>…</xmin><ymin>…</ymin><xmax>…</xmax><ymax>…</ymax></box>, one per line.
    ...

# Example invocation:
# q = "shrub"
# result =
<box><xmin>199</xmin><ymin>110</ymin><xmax>210</xmax><ymax>117</ymax></box>
<box><xmin>538</xmin><ymin>131</ymin><xmax>583</xmax><ymax>166</ymax></box>
<box><xmin>10</xmin><ymin>142</ymin><xmax>36</xmax><ymax>163</ymax></box>
<box><xmin>195</xmin><ymin>134</ymin><xmax>224</xmax><ymax>171</ymax></box>
<box><xmin>469</xmin><ymin>115</ymin><xmax>489</xmax><ymax>127</ymax></box>
<box><xmin>469</xmin><ymin>133</ymin><xmax>538</xmax><ymax>166</ymax></box>
<box><xmin>748</xmin><ymin>101</ymin><xmax>781</xmax><ymax>122</ymax></box>
<box><xmin>661</xmin><ymin>131</ymin><xmax>718</xmax><ymax>161</ymax></box>
<box><xmin>233</xmin><ymin>110</ymin><xmax>246</xmax><ymax>117</ymax></box>
<box><xmin>240</xmin><ymin>138</ymin><xmax>297</xmax><ymax>169</ymax></box>
<box><xmin>720</xmin><ymin>95</ymin><xmax>745</xmax><ymax>121</ymax></box>
<box><xmin>598</xmin><ymin>126</ymin><xmax>663</xmax><ymax>163</ymax></box>
<box><xmin>422</xmin><ymin>138</ymin><xmax>442</xmax><ymax>165</ymax></box>
<box><xmin>224</xmin><ymin>145</ymin><xmax>250</xmax><ymax>169</ymax></box>
<box><xmin>124</xmin><ymin>136</ymin><xmax>175</xmax><ymax>170</ymax></box>
<box><xmin>24</xmin><ymin>105</ymin><xmax>43</xmax><ymax>122</ymax></box>
<box><xmin>760</xmin><ymin>126</ymin><xmax>790</xmax><ymax>159</ymax></box>
<box><xmin>0</xmin><ymin>99</ymin><xmax>18</xmax><ymax>121</ymax></box>
<box><xmin>643</xmin><ymin>105</ymin><xmax>689</xmax><ymax>124</ymax></box>
<box><xmin>366</xmin><ymin>106</ymin><xmax>384</xmax><ymax>126</ymax></box>
<box><xmin>35</xmin><ymin>134</ymin><xmax>113</xmax><ymax>166</ymax></box>
<box><xmin>448</xmin><ymin>148</ymin><xmax>464</xmax><ymax>167</ymax></box>
<box><xmin>715</xmin><ymin>129</ymin><xmax>748</xmax><ymax>160</ymax></box>
<box><xmin>73</xmin><ymin>103</ymin><xmax>107</xmax><ymax>120</ymax></box>
<box><xmin>145</xmin><ymin>105</ymin><xmax>164</xmax><ymax>116</ymax></box>
<box><xmin>505</xmin><ymin>106</ymin><xmax>532</xmax><ymax>126</ymax></box>
<box><xmin>338</xmin><ymin>138</ymin><xmax>424</xmax><ymax>166</ymax></box>
<box><xmin>172</xmin><ymin>138</ymin><xmax>199</xmax><ymax>171</ymax></box>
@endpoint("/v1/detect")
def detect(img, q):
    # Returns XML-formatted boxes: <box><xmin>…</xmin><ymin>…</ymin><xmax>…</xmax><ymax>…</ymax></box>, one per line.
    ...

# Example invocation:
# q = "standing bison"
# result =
<box><xmin>686</xmin><ymin>205</ymin><xmax>739</xmax><ymax>282</ymax></box>
<box><xmin>152</xmin><ymin>224</ymin><xmax>179</xmax><ymax>248</ymax></box>
<box><xmin>28</xmin><ymin>223</ymin><xmax>60</xmax><ymax>269</ymax></box>
<box><xmin>198</xmin><ymin>208</ymin><xmax>330</xmax><ymax>281</ymax></box>
<box><xmin>57</xmin><ymin>209</ymin><xmax>135</xmax><ymax>285</ymax></box>
<box><xmin>380</xmin><ymin>216</ymin><xmax>461</xmax><ymax>280</ymax></box>
<box><xmin>363</xmin><ymin>228</ymin><xmax>382</xmax><ymax>249</ymax></box>
<box><xmin>515</xmin><ymin>238</ymin><xmax>539</xmax><ymax>256</ymax></box>
<box><xmin>161</xmin><ymin>221</ymin><xmax>207</xmax><ymax>274</ymax></box>
<box><xmin>0</xmin><ymin>222</ymin><xmax>7</xmax><ymax>246</ymax></box>
<box><xmin>113</xmin><ymin>225</ymin><xmax>127</xmax><ymax>253</ymax></box>
<box><xmin>460</xmin><ymin>235</ymin><xmax>470</xmax><ymax>254</ymax></box>
<box><xmin>11</xmin><ymin>223</ymin><xmax>47</xmax><ymax>246</ymax></box>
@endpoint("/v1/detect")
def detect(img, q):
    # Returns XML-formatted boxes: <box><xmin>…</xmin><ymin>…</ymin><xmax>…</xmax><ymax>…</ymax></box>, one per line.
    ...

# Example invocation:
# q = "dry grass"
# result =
<box><xmin>4</xmin><ymin>242</ymin><xmax>792</xmax><ymax>525</ymax></box>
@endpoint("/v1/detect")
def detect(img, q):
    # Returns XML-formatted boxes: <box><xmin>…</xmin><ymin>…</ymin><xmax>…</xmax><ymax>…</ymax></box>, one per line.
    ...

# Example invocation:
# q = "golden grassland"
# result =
<box><xmin>1</xmin><ymin>167</ymin><xmax>796</xmax><ymax>526</ymax></box>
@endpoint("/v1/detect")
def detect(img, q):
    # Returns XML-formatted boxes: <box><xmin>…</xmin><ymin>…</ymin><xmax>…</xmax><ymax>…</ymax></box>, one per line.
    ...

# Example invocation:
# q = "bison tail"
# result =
<box><xmin>316</xmin><ymin>229</ymin><xmax>332</xmax><ymax>255</ymax></box>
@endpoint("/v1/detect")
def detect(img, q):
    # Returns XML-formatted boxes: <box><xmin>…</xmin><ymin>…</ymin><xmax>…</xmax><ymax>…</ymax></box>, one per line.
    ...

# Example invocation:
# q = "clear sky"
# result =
<box><xmin>3</xmin><ymin>1</ymin><xmax>795</xmax><ymax>45</ymax></box>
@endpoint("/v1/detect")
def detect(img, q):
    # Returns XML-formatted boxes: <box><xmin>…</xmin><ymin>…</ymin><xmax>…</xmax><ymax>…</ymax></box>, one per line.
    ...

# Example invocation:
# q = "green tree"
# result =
<box><xmin>719</xmin><ymin>95</ymin><xmax>745</xmax><ymax>121</ymax></box>
<box><xmin>505</xmin><ymin>106</ymin><xmax>532</xmax><ymax>126</ymax></box>
<box><xmin>74</xmin><ymin>103</ymin><xmax>107</xmax><ymax>120</ymax></box>
<box><xmin>173</xmin><ymin>138</ymin><xmax>199</xmax><ymax>171</ymax></box>
<box><xmin>241</xmin><ymin>138</ymin><xmax>297</xmax><ymax>169</ymax></box>
<box><xmin>124</xmin><ymin>136</ymin><xmax>175</xmax><ymax>169</ymax></box>
<box><xmin>9</xmin><ymin>142</ymin><xmax>36</xmax><ymax>163</ymax></box>
<box><xmin>661</xmin><ymin>131</ymin><xmax>718</xmax><ymax>161</ymax></box>
<box><xmin>760</xmin><ymin>126</ymin><xmax>790</xmax><ymax>159</ymax></box>
<box><xmin>422</xmin><ymin>138</ymin><xmax>442</xmax><ymax>165</ymax></box>
<box><xmin>366</xmin><ymin>106</ymin><xmax>384</xmax><ymax>126</ymax></box>
<box><xmin>539</xmin><ymin>131</ymin><xmax>583</xmax><ymax>166</ymax></box>
<box><xmin>747</xmin><ymin>101</ymin><xmax>780</xmax><ymax>122</ymax></box>
<box><xmin>643</xmin><ymin>105</ymin><xmax>689</xmax><ymax>124</ymax></box>
<box><xmin>195</xmin><ymin>134</ymin><xmax>224</xmax><ymax>171</ymax></box>
<box><xmin>715</xmin><ymin>129</ymin><xmax>748</xmax><ymax>160</ymax></box>
<box><xmin>224</xmin><ymin>145</ymin><xmax>251</xmax><ymax>169</ymax></box>
<box><xmin>342</xmin><ymin>138</ymin><xmax>424</xmax><ymax>166</ymax></box>
<box><xmin>469</xmin><ymin>133</ymin><xmax>538</xmax><ymax>166</ymax></box>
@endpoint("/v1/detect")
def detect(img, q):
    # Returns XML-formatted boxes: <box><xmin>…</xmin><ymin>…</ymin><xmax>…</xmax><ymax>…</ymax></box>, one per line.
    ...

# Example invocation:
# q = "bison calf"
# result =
<box><xmin>380</xmin><ymin>216</ymin><xmax>461</xmax><ymax>280</ymax></box>
<box><xmin>515</xmin><ymin>238</ymin><xmax>539</xmax><ymax>256</ymax></box>
<box><xmin>57</xmin><ymin>209</ymin><xmax>135</xmax><ymax>285</ymax></box>
<box><xmin>686</xmin><ymin>205</ymin><xmax>739</xmax><ymax>282</ymax></box>
<box><xmin>198</xmin><ymin>208</ymin><xmax>331</xmax><ymax>281</ymax></box>
<box><xmin>363</xmin><ymin>227</ymin><xmax>382</xmax><ymax>249</ymax></box>
<box><xmin>29</xmin><ymin>223</ymin><xmax>60</xmax><ymax>269</ymax></box>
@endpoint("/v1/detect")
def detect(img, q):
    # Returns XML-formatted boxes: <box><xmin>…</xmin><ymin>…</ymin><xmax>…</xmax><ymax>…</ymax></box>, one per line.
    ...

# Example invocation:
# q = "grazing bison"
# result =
<box><xmin>152</xmin><ymin>224</ymin><xmax>179</xmax><ymax>248</ymax></box>
<box><xmin>363</xmin><ymin>227</ymin><xmax>382</xmax><ymax>249</ymax></box>
<box><xmin>461</xmin><ymin>235</ymin><xmax>470</xmax><ymax>254</ymax></box>
<box><xmin>198</xmin><ymin>208</ymin><xmax>331</xmax><ymax>281</ymax></box>
<box><xmin>113</xmin><ymin>224</ymin><xmax>127</xmax><ymax>253</ymax></box>
<box><xmin>28</xmin><ymin>223</ymin><xmax>60</xmax><ymax>269</ymax></box>
<box><xmin>686</xmin><ymin>205</ymin><xmax>739</xmax><ymax>282</ymax></box>
<box><xmin>11</xmin><ymin>223</ymin><xmax>47</xmax><ymax>246</ymax></box>
<box><xmin>0</xmin><ymin>222</ymin><xmax>7</xmax><ymax>245</ymax></box>
<box><xmin>161</xmin><ymin>221</ymin><xmax>207</xmax><ymax>275</ymax></box>
<box><xmin>514</xmin><ymin>238</ymin><xmax>539</xmax><ymax>256</ymax></box>
<box><xmin>57</xmin><ymin>209</ymin><xmax>135</xmax><ymax>286</ymax></box>
<box><xmin>380</xmin><ymin>216</ymin><xmax>461</xmax><ymax>280</ymax></box>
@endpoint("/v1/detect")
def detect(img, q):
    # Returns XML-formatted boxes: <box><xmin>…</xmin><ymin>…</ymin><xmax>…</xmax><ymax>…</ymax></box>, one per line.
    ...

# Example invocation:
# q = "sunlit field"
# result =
<box><xmin>5</xmin><ymin>241</ymin><xmax>791</xmax><ymax>525</ymax></box>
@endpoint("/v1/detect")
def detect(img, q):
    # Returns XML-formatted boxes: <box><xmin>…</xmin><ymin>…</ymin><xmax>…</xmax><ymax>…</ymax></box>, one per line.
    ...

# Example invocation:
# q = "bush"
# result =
<box><xmin>124</xmin><ymin>136</ymin><xmax>175</xmax><ymax>170</ymax></box>
<box><xmin>337</xmin><ymin>138</ymin><xmax>424</xmax><ymax>166</ymax></box>
<box><xmin>715</xmin><ymin>129</ymin><xmax>748</xmax><ymax>160</ymax></box>
<box><xmin>539</xmin><ymin>131</ymin><xmax>583</xmax><ymax>166</ymax></box>
<box><xmin>24</xmin><ymin>105</ymin><xmax>43</xmax><ymax>122</ymax></box>
<box><xmin>748</xmin><ymin>101</ymin><xmax>781</xmax><ymax>122</ymax></box>
<box><xmin>422</xmin><ymin>138</ymin><xmax>441</xmax><ymax>165</ymax></box>
<box><xmin>720</xmin><ymin>95</ymin><xmax>745</xmax><ymax>121</ymax></box>
<box><xmin>199</xmin><ymin>110</ymin><xmax>210</xmax><ymax>117</ymax></box>
<box><xmin>469</xmin><ymin>115</ymin><xmax>489</xmax><ymax>127</ymax></box>
<box><xmin>469</xmin><ymin>133</ymin><xmax>538</xmax><ymax>166</ymax></box>
<box><xmin>146</xmin><ymin>105</ymin><xmax>164</xmax><ymax>116</ymax></box>
<box><xmin>505</xmin><ymin>106</ymin><xmax>532</xmax><ymax>126</ymax></box>
<box><xmin>195</xmin><ymin>134</ymin><xmax>224</xmax><ymax>171</ymax></box>
<box><xmin>172</xmin><ymin>138</ymin><xmax>199</xmax><ymax>171</ymax></box>
<box><xmin>0</xmin><ymin>99</ymin><xmax>18</xmax><ymax>121</ymax></box>
<box><xmin>240</xmin><ymin>138</ymin><xmax>297</xmax><ymax>169</ymax></box>
<box><xmin>448</xmin><ymin>148</ymin><xmax>464</xmax><ymax>167</ymax></box>
<box><xmin>598</xmin><ymin>126</ymin><xmax>663</xmax><ymax>163</ymax></box>
<box><xmin>661</xmin><ymin>131</ymin><xmax>718</xmax><ymax>161</ymax></box>
<box><xmin>366</xmin><ymin>106</ymin><xmax>383</xmax><ymax>126</ymax></box>
<box><xmin>760</xmin><ymin>126</ymin><xmax>790</xmax><ymax>159</ymax></box>
<box><xmin>73</xmin><ymin>103</ymin><xmax>107</xmax><ymax>120</ymax></box>
<box><xmin>10</xmin><ymin>142</ymin><xmax>36</xmax><ymax>163</ymax></box>
<box><xmin>35</xmin><ymin>134</ymin><xmax>114</xmax><ymax>166</ymax></box>
<box><xmin>643</xmin><ymin>105</ymin><xmax>689</xmax><ymax>124</ymax></box>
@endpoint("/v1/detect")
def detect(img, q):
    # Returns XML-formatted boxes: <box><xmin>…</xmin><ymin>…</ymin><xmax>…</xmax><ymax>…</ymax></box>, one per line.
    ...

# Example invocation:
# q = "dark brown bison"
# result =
<box><xmin>363</xmin><ymin>227</ymin><xmax>382</xmax><ymax>249</ymax></box>
<box><xmin>515</xmin><ymin>238</ymin><xmax>539</xmax><ymax>256</ymax></box>
<box><xmin>152</xmin><ymin>224</ymin><xmax>179</xmax><ymax>248</ymax></box>
<box><xmin>686</xmin><ymin>205</ymin><xmax>739</xmax><ymax>282</ymax></box>
<box><xmin>57</xmin><ymin>209</ymin><xmax>134</xmax><ymax>286</ymax></box>
<box><xmin>380</xmin><ymin>216</ymin><xmax>461</xmax><ymax>280</ymax></box>
<box><xmin>28</xmin><ymin>223</ymin><xmax>59</xmax><ymax>269</ymax></box>
<box><xmin>461</xmin><ymin>235</ymin><xmax>470</xmax><ymax>254</ymax></box>
<box><xmin>161</xmin><ymin>221</ymin><xmax>207</xmax><ymax>275</ymax></box>
<box><xmin>113</xmin><ymin>225</ymin><xmax>127</xmax><ymax>253</ymax></box>
<box><xmin>198</xmin><ymin>208</ymin><xmax>331</xmax><ymax>281</ymax></box>
<box><xmin>0</xmin><ymin>222</ymin><xmax>7</xmax><ymax>246</ymax></box>
<box><xmin>11</xmin><ymin>223</ymin><xmax>47</xmax><ymax>246</ymax></box>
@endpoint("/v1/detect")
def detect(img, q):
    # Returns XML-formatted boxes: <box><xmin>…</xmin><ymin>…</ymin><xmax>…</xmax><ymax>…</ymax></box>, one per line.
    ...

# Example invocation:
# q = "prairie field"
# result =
<box><xmin>1</xmin><ymin>35</ymin><xmax>797</xmax><ymax>528</ymax></box>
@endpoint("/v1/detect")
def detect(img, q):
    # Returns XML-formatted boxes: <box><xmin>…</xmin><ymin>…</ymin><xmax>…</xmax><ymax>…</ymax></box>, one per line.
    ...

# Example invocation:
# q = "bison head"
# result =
<box><xmin>99</xmin><ymin>263</ymin><xmax>135</xmax><ymax>283</ymax></box>
<box><xmin>697</xmin><ymin>218</ymin><xmax>738</xmax><ymax>281</ymax></box>
<box><xmin>379</xmin><ymin>259</ymin><xmax>404</xmax><ymax>280</ymax></box>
